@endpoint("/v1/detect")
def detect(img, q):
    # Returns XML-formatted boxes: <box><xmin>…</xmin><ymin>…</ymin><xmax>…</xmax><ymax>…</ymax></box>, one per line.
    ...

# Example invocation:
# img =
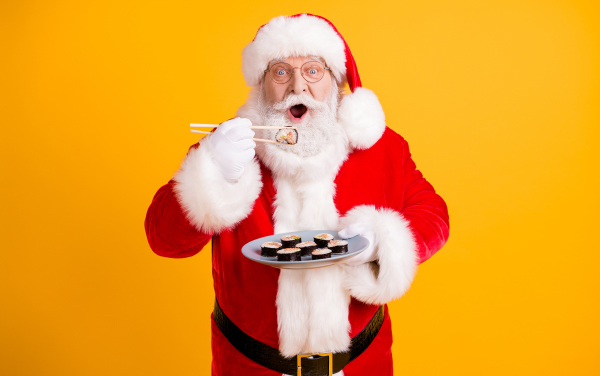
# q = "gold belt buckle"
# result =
<box><xmin>297</xmin><ymin>352</ymin><xmax>333</xmax><ymax>376</ymax></box>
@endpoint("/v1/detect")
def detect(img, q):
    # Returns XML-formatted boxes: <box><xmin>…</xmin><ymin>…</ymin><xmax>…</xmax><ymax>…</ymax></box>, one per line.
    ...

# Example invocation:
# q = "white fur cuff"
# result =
<box><xmin>339</xmin><ymin>205</ymin><xmax>419</xmax><ymax>305</ymax></box>
<box><xmin>173</xmin><ymin>139</ymin><xmax>263</xmax><ymax>234</ymax></box>
<box><xmin>242</xmin><ymin>14</ymin><xmax>346</xmax><ymax>88</ymax></box>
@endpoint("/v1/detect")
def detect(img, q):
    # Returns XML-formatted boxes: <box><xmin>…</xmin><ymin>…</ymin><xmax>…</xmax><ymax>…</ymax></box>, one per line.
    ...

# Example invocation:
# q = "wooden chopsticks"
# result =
<box><xmin>189</xmin><ymin>124</ymin><xmax>296</xmax><ymax>144</ymax></box>
<box><xmin>190</xmin><ymin>123</ymin><xmax>297</xmax><ymax>130</ymax></box>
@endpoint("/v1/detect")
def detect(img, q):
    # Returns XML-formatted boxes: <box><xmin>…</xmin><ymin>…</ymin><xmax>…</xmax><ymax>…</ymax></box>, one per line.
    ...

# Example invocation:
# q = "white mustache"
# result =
<box><xmin>272</xmin><ymin>93</ymin><xmax>328</xmax><ymax>112</ymax></box>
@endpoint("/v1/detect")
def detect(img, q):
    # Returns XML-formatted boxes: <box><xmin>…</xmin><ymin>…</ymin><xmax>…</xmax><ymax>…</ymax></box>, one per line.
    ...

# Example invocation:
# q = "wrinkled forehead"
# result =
<box><xmin>267</xmin><ymin>55</ymin><xmax>326</xmax><ymax>67</ymax></box>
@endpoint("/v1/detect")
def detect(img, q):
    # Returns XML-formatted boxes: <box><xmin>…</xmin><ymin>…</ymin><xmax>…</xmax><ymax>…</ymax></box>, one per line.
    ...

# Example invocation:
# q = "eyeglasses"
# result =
<box><xmin>264</xmin><ymin>61</ymin><xmax>331</xmax><ymax>84</ymax></box>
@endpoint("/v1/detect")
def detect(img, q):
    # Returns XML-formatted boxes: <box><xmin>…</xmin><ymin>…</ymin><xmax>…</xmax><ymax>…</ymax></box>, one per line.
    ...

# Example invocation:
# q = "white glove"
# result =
<box><xmin>208</xmin><ymin>118</ymin><xmax>256</xmax><ymax>182</ymax></box>
<box><xmin>338</xmin><ymin>223</ymin><xmax>377</xmax><ymax>266</ymax></box>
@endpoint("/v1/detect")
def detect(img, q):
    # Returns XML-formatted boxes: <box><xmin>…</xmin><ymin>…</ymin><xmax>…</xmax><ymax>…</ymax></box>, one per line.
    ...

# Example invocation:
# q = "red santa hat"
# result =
<box><xmin>242</xmin><ymin>13</ymin><xmax>362</xmax><ymax>92</ymax></box>
<box><xmin>241</xmin><ymin>13</ymin><xmax>386</xmax><ymax>149</ymax></box>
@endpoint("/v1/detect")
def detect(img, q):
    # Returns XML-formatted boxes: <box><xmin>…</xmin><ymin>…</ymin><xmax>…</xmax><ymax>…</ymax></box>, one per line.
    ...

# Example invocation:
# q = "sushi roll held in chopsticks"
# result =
<box><xmin>275</xmin><ymin>128</ymin><xmax>298</xmax><ymax>145</ymax></box>
<box><xmin>280</xmin><ymin>234</ymin><xmax>301</xmax><ymax>248</ymax></box>
<box><xmin>296</xmin><ymin>241</ymin><xmax>317</xmax><ymax>256</ymax></box>
<box><xmin>328</xmin><ymin>240</ymin><xmax>349</xmax><ymax>254</ymax></box>
<box><xmin>190</xmin><ymin>124</ymin><xmax>297</xmax><ymax>145</ymax></box>
<box><xmin>313</xmin><ymin>233</ymin><xmax>334</xmax><ymax>248</ymax></box>
<box><xmin>311</xmin><ymin>248</ymin><xmax>332</xmax><ymax>260</ymax></box>
<box><xmin>260</xmin><ymin>242</ymin><xmax>282</xmax><ymax>257</ymax></box>
<box><xmin>277</xmin><ymin>248</ymin><xmax>302</xmax><ymax>262</ymax></box>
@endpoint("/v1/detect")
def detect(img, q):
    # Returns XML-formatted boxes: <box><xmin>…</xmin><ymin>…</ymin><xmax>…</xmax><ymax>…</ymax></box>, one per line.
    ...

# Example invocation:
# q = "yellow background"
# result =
<box><xmin>2</xmin><ymin>0</ymin><xmax>599</xmax><ymax>375</ymax></box>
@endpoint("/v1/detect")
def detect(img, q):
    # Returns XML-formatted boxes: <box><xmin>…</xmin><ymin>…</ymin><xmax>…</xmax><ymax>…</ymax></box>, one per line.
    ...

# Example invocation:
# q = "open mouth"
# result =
<box><xmin>288</xmin><ymin>104</ymin><xmax>308</xmax><ymax>123</ymax></box>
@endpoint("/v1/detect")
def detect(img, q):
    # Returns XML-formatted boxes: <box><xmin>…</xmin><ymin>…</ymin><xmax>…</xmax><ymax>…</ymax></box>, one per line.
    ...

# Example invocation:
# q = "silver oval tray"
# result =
<box><xmin>241</xmin><ymin>230</ymin><xmax>369</xmax><ymax>269</ymax></box>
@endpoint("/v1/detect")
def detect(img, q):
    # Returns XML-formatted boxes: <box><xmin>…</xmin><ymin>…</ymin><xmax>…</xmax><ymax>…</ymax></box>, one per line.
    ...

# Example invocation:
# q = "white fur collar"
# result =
<box><xmin>234</xmin><ymin>85</ymin><xmax>387</xmax><ymax>359</ymax></box>
<box><xmin>268</xmin><ymin>134</ymin><xmax>350</xmax><ymax>357</ymax></box>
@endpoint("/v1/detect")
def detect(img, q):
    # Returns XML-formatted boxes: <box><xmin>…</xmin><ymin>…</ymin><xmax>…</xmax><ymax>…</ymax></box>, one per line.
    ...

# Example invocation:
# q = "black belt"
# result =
<box><xmin>213</xmin><ymin>299</ymin><xmax>384</xmax><ymax>376</ymax></box>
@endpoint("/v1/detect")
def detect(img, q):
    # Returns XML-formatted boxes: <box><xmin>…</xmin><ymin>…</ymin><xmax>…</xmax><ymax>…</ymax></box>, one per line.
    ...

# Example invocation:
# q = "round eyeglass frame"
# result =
<box><xmin>264</xmin><ymin>60</ymin><xmax>331</xmax><ymax>84</ymax></box>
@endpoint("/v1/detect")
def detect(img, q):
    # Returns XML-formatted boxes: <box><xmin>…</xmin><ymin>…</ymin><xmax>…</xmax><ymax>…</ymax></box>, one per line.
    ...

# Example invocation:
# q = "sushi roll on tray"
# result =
<box><xmin>313</xmin><ymin>233</ymin><xmax>334</xmax><ymax>248</ymax></box>
<box><xmin>296</xmin><ymin>241</ymin><xmax>317</xmax><ymax>256</ymax></box>
<box><xmin>311</xmin><ymin>248</ymin><xmax>332</xmax><ymax>260</ymax></box>
<box><xmin>281</xmin><ymin>234</ymin><xmax>302</xmax><ymax>248</ymax></box>
<box><xmin>260</xmin><ymin>242</ymin><xmax>282</xmax><ymax>257</ymax></box>
<box><xmin>328</xmin><ymin>240</ymin><xmax>349</xmax><ymax>254</ymax></box>
<box><xmin>277</xmin><ymin>248</ymin><xmax>302</xmax><ymax>262</ymax></box>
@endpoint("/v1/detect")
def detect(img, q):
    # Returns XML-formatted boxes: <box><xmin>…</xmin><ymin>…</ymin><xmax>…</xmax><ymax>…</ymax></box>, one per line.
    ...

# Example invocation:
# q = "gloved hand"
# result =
<box><xmin>338</xmin><ymin>223</ymin><xmax>377</xmax><ymax>266</ymax></box>
<box><xmin>208</xmin><ymin>118</ymin><xmax>256</xmax><ymax>182</ymax></box>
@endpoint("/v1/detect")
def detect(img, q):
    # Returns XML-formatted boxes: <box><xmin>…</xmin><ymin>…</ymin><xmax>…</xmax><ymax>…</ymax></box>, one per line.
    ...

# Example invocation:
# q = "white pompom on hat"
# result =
<box><xmin>241</xmin><ymin>13</ymin><xmax>386</xmax><ymax>149</ymax></box>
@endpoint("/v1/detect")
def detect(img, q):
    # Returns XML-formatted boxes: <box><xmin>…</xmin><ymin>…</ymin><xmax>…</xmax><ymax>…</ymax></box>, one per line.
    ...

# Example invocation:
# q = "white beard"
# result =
<box><xmin>256</xmin><ymin>82</ymin><xmax>340</xmax><ymax>158</ymax></box>
<box><xmin>254</xmin><ymin>83</ymin><xmax>350</xmax><ymax>182</ymax></box>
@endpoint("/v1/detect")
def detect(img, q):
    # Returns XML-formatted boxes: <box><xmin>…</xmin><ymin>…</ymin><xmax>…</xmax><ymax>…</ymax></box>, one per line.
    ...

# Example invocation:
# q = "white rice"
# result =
<box><xmin>277</xmin><ymin>248</ymin><xmax>301</xmax><ymax>254</ymax></box>
<box><xmin>261</xmin><ymin>242</ymin><xmax>282</xmax><ymax>248</ymax></box>
<box><xmin>297</xmin><ymin>241</ymin><xmax>316</xmax><ymax>247</ymax></box>
<box><xmin>328</xmin><ymin>240</ymin><xmax>348</xmax><ymax>247</ymax></box>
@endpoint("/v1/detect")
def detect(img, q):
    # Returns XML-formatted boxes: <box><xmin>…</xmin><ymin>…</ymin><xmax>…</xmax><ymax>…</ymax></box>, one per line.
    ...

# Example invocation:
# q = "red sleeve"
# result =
<box><xmin>144</xmin><ymin>179</ymin><xmax>213</xmax><ymax>258</ymax></box>
<box><xmin>399</xmin><ymin>139</ymin><xmax>450</xmax><ymax>263</ymax></box>
<box><xmin>145</xmin><ymin>143</ymin><xmax>212</xmax><ymax>258</ymax></box>
<box><xmin>146</xmin><ymin>143</ymin><xmax>215</xmax><ymax>258</ymax></box>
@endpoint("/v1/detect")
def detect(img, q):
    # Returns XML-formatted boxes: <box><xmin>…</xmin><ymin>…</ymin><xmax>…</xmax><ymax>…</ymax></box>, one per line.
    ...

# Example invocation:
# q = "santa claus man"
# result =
<box><xmin>145</xmin><ymin>13</ymin><xmax>449</xmax><ymax>376</ymax></box>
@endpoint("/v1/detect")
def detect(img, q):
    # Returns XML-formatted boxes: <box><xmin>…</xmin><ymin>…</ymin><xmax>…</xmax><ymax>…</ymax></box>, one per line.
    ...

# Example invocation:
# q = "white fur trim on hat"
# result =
<box><xmin>339</xmin><ymin>205</ymin><xmax>419</xmax><ymax>305</ymax></box>
<box><xmin>338</xmin><ymin>87</ymin><xmax>387</xmax><ymax>150</ymax></box>
<box><xmin>173</xmin><ymin>138</ymin><xmax>263</xmax><ymax>234</ymax></box>
<box><xmin>242</xmin><ymin>14</ymin><xmax>346</xmax><ymax>87</ymax></box>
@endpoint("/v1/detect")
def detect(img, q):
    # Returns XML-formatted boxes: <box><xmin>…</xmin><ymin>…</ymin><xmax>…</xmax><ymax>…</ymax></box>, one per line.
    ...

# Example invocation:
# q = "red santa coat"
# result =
<box><xmin>145</xmin><ymin>93</ymin><xmax>449</xmax><ymax>374</ymax></box>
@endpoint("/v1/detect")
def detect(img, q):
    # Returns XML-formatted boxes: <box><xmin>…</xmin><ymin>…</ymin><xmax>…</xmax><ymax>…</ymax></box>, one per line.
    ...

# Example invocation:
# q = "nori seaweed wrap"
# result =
<box><xmin>327</xmin><ymin>240</ymin><xmax>348</xmax><ymax>254</ymax></box>
<box><xmin>311</xmin><ymin>248</ymin><xmax>332</xmax><ymax>260</ymax></box>
<box><xmin>297</xmin><ymin>241</ymin><xmax>317</xmax><ymax>256</ymax></box>
<box><xmin>277</xmin><ymin>248</ymin><xmax>302</xmax><ymax>261</ymax></box>
<box><xmin>280</xmin><ymin>234</ymin><xmax>301</xmax><ymax>248</ymax></box>
<box><xmin>313</xmin><ymin>233</ymin><xmax>334</xmax><ymax>248</ymax></box>
<box><xmin>260</xmin><ymin>241</ymin><xmax>282</xmax><ymax>257</ymax></box>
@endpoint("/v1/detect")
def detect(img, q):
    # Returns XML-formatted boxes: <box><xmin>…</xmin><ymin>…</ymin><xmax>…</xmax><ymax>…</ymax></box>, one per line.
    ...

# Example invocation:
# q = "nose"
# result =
<box><xmin>288</xmin><ymin>68</ymin><xmax>308</xmax><ymax>95</ymax></box>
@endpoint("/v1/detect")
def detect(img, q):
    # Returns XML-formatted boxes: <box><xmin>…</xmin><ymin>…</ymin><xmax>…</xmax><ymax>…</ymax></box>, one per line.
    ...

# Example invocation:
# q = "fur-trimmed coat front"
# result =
<box><xmin>145</xmin><ymin>123</ymin><xmax>449</xmax><ymax>375</ymax></box>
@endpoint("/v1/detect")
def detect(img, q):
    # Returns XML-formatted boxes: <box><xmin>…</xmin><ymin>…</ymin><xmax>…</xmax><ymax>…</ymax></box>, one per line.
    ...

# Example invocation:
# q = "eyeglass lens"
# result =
<box><xmin>269</xmin><ymin>61</ymin><xmax>326</xmax><ymax>84</ymax></box>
